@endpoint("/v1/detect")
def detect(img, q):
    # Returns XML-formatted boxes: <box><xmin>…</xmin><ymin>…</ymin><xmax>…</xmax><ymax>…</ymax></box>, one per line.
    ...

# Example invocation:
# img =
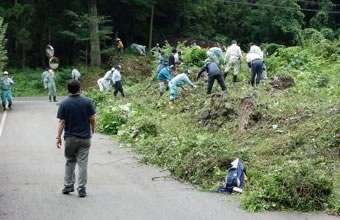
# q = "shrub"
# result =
<box><xmin>97</xmin><ymin>104</ymin><xmax>130</xmax><ymax>134</ymax></box>
<box><xmin>241</xmin><ymin>160</ymin><xmax>332</xmax><ymax>211</ymax></box>
<box><xmin>182</xmin><ymin>46</ymin><xmax>207</xmax><ymax>67</ymax></box>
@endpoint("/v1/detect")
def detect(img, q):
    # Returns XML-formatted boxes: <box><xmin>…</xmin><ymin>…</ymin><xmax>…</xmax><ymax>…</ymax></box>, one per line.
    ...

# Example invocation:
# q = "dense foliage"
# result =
<box><xmin>1</xmin><ymin>0</ymin><xmax>340</xmax><ymax>67</ymax></box>
<box><xmin>0</xmin><ymin>16</ymin><xmax>7</xmax><ymax>71</ymax></box>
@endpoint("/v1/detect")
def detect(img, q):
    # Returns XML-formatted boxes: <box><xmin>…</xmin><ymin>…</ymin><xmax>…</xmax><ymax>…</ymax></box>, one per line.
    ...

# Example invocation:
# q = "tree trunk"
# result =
<box><xmin>88</xmin><ymin>0</ymin><xmax>101</xmax><ymax>67</ymax></box>
<box><xmin>21</xmin><ymin>47</ymin><xmax>26</xmax><ymax>68</ymax></box>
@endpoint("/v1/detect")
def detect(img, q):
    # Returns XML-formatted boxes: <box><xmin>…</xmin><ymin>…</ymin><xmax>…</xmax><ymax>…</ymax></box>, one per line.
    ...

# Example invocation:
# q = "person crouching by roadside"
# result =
<box><xmin>112</xmin><ymin>65</ymin><xmax>125</xmax><ymax>97</ymax></box>
<box><xmin>157</xmin><ymin>65</ymin><xmax>175</xmax><ymax>96</ymax></box>
<box><xmin>169</xmin><ymin>70</ymin><xmax>197</xmax><ymax>107</ymax></box>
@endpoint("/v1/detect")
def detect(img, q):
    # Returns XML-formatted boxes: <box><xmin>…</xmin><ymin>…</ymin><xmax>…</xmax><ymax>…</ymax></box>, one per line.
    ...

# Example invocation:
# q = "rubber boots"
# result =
<box><xmin>233</xmin><ymin>75</ymin><xmax>238</xmax><ymax>83</ymax></box>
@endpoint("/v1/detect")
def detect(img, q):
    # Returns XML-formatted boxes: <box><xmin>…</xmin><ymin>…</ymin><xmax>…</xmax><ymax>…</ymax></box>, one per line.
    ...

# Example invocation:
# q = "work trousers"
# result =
<box><xmin>113</xmin><ymin>81</ymin><xmax>125</xmax><ymax>97</ymax></box>
<box><xmin>225</xmin><ymin>58</ymin><xmax>240</xmax><ymax>76</ymax></box>
<box><xmin>1</xmin><ymin>89</ymin><xmax>12</xmax><ymax>108</ymax></box>
<box><xmin>207</xmin><ymin>74</ymin><xmax>226</xmax><ymax>94</ymax></box>
<box><xmin>64</xmin><ymin>137</ymin><xmax>91</xmax><ymax>188</ymax></box>
<box><xmin>250</xmin><ymin>60</ymin><xmax>263</xmax><ymax>86</ymax></box>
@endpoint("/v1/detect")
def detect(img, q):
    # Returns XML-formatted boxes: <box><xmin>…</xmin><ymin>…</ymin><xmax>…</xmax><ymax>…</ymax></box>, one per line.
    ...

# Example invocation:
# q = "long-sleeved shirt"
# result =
<box><xmin>1</xmin><ymin>77</ymin><xmax>14</xmax><ymax>90</ymax></box>
<box><xmin>246</xmin><ymin>52</ymin><xmax>262</xmax><ymax>63</ymax></box>
<box><xmin>71</xmin><ymin>69</ymin><xmax>81</xmax><ymax>79</ymax></box>
<box><xmin>157</xmin><ymin>67</ymin><xmax>172</xmax><ymax>81</ymax></box>
<box><xmin>197</xmin><ymin>61</ymin><xmax>221</xmax><ymax>78</ymax></box>
<box><xmin>41</xmin><ymin>71</ymin><xmax>49</xmax><ymax>82</ymax></box>
<box><xmin>225</xmin><ymin>44</ymin><xmax>242</xmax><ymax>61</ymax></box>
<box><xmin>111</xmin><ymin>69</ymin><xmax>122</xmax><ymax>83</ymax></box>
<box><xmin>169</xmin><ymin>73</ymin><xmax>194</xmax><ymax>88</ymax></box>
<box><xmin>103</xmin><ymin>69</ymin><xmax>114</xmax><ymax>81</ymax></box>
<box><xmin>249</xmin><ymin>45</ymin><xmax>264</xmax><ymax>59</ymax></box>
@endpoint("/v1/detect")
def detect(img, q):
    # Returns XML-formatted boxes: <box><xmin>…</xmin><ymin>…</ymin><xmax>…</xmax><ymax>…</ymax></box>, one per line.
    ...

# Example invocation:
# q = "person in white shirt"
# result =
<box><xmin>249</xmin><ymin>42</ymin><xmax>267</xmax><ymax>79</ymax></box>
<box><xmin>71</xmin><ymin>68</ymin><xmax>81</xmax><ymax>81</ymax></box>
<box><xmin>246</xmin><ymin>52</ymin><xmax>263</xmax><ymax>86</ymax></box>
<box><xmin>224</xmin><ymin>40</ymin><xmax>242</xmax><ymax>82</ymax></box>
<box><xmin>97</xmin><ymin>67</ymin><xmax>114</xmax><ymax>92</ymax></box>
<box><xmin>111</xmin><ymin>65</ymin><xmax>125</xmax><ymax>97</ymax></box>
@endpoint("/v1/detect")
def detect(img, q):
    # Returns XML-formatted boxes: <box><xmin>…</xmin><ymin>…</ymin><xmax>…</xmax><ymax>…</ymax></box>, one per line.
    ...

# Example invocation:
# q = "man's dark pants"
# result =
<box><xmin>207</xmin><ymin>74</ymin><xmax>227</xmax><ymax>94</ymax></box>
<box><xmin>251</xmin><ymin>60</ymin><xmax>263</xmax><ymax>86</ymax></box>
<box><xmin>113</xmin><ymin>81</ymin><xmax>125</xmax><ymax>97</ymax></box>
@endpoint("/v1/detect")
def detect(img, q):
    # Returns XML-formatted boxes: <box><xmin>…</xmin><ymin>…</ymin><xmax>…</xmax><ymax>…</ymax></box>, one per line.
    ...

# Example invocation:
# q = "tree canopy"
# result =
<box><xmin>0</xmin><ymin>0</ymin><xmax>340</xmax><ymax>67</ymax></box>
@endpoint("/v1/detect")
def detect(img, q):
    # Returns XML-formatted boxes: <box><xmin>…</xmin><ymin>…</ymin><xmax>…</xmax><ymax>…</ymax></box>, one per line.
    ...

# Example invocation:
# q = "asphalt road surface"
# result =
<box><xmin>0</xmin><ymin>97</ymin><xmax>338</xmax><ymax>220</ymax></box>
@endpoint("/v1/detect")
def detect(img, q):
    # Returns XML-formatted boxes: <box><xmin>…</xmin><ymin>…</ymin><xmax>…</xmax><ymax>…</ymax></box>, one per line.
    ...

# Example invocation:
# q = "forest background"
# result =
<box><xmin>1</xmin><ymin>0</ymin><xmax>340</xmax><ymax>68</ymax></box>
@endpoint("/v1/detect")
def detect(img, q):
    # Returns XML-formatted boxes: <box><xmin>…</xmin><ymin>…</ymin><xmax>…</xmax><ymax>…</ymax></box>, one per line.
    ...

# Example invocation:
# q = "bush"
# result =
<box><xmin>97</xmin><ymin>104</ymin><xmax>130</xmax><ymax>134</ymax></box>
<box><xmin>119</xmin><ymin>118</ymin><xmax>158</xmax><ymax>141</ymax></box>
<box><xmin>182</xmin><ymin>46</ymin><xmax>207</xmax><ymax>67</ymax></box>
<box><xmin>241</xmin><ymin>160</ymin><xmax>332</xmax><ymax>211</ymax></box>
<box><xmin>262</xmin><ymin>43</ymin><xmax>285</xmax><ymax>56</ymax></box>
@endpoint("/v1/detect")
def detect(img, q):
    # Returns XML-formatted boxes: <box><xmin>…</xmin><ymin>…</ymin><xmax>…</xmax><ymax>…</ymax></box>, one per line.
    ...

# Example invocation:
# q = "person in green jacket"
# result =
<box><xmin>45</xmin><ymin>69</ymin><xmax>57</xmax><ymax>102</ymax></box>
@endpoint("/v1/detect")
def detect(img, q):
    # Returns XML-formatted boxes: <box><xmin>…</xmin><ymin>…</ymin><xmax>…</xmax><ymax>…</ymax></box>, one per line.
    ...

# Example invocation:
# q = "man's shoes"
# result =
<box><xmin>77</xmin><ymin>187</ymin><xmax>87</xmax><ymax>198</ymax></box>
<box><xmin>62</xmin><ymin>185</ymin><xmax>74</xmax><ymax>194</ymax></box>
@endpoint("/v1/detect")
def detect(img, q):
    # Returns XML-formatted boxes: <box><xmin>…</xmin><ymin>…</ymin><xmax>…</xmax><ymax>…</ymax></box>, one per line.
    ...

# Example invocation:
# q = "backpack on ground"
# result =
<box><xmin>217</xmin><ymin>158</ymin><xmax>246</xmax><ymax>193</ymax></box>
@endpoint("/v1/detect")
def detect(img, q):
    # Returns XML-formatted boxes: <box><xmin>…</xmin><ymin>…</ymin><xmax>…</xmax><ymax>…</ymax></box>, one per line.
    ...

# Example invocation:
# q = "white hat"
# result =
<box><xmin>3</xmin><ymin>71</ymin><xmax>8</xmax><ymax>75</ymax></box>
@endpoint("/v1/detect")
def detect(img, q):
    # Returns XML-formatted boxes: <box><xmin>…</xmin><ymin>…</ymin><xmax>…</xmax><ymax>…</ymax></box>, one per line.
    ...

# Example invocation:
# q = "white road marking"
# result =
<box><xmin>0</xmin><ymin>110</ymin><xmax>8</xmax><ymax>137</ymax></box>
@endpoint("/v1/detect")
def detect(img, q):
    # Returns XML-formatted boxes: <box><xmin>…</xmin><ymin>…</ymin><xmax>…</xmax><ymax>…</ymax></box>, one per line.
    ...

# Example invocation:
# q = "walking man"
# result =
<box><xmin>45</xmin><ymin>69</ymin><xmax>57</xmax><ymax>102</ymax></box>
<box><xmin>112</xmin><ymin>65</ymin><xmax>125</xmax><ymax>97</ymax></box>
<box><xmin>197</xmin><ymin>59</ymin><xmax>227</xmax><ymax>94</ymax></box>
<box><xmin>56</xmin><ymin>80</ymin><xmax>96</xmax><ymax>198</ymax></box>
<box><xmin>1</xmin><ymin>71</ymin><xmax>14</xmax><ymax>111</ymax></box>
<box><xmin>224</xmin><ymin>40</ymin><xmax>242</xmax><ymax>82</ymax></box>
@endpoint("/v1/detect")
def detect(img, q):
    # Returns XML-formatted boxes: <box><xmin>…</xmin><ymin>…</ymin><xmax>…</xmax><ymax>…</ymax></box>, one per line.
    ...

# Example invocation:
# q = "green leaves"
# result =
<box><xmin>0</xmin><ymin>16</ymin><xmax>7</xmax><ymax>71</ymax></box>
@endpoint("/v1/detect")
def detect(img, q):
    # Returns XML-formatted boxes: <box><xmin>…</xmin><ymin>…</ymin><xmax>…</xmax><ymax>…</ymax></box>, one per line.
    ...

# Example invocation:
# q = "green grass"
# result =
<box><xmin>7</xmin><ymin>66</ymin><xmax>100</xmax><ymax>97</ymax></box>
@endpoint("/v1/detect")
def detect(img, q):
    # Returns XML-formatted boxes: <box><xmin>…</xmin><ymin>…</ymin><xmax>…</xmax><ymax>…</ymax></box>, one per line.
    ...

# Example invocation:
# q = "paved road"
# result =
<box><xmin>0</xmin><ymin>97</ymin><xmax>338</xmax><ymax>220</ymax></box>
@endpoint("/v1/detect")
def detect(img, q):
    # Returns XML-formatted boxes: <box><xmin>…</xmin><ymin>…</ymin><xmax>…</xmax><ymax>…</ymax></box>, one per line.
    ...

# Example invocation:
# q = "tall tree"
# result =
<box><xmin>88</xmin><ymin>0</ymin><xmax>101</xmax><ymax>67</ymax></box>
<box><xmin>0</xmin><ymin>16</ymin><xmax>7</xmax><ymax>71</ymax></box>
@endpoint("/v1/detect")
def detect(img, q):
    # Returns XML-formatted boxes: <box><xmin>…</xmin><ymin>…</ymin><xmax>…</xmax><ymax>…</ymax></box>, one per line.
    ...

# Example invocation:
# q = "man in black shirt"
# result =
<box><xmin>56</xmin><ymin>80</ymin><xmax>96</xmax><ymax>197</ymax></box>
<box><xmin>197</xmin><ymin>60</ymin><xmax>227</xmax><ymax>94</ymax></box>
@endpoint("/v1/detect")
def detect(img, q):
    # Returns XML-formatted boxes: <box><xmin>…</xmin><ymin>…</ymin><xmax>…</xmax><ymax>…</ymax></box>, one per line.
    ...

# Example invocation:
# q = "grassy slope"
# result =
<box><xmin>86</xmin><ymin>48</ymin><xmax>340</xmax><ymax>213</ymax></box>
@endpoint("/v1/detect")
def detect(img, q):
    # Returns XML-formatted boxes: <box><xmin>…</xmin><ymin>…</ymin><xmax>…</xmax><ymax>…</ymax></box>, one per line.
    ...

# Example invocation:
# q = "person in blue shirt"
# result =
<box><xmin>157</xmin><ymin>65</ymin><xmax>175</xmax><ymax>96</ymax></box>
<box><xmin>56</xmin><ymin>80</ymin><xmax>96</xmax><ymax>198</ymax></box>
<box><xmin>197</xmin><ymin>60</ymin><xmax>227</xmax><ymax>94</ymax></box>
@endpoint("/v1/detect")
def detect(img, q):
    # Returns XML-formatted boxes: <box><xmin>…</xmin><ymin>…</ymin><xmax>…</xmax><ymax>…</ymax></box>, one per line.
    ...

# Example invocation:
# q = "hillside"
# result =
<box><xmin>84</xmin><ymin>37</ymin><xmax>340</xmax><ymax>214</ymax></box>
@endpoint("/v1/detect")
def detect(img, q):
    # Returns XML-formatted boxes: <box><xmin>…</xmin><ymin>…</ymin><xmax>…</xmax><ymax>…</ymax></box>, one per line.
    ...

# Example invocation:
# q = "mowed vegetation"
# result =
<box><xmin>82</xmin><ymin>32</ymin><xmax>340</xmax><ymax>213</ymax></box>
